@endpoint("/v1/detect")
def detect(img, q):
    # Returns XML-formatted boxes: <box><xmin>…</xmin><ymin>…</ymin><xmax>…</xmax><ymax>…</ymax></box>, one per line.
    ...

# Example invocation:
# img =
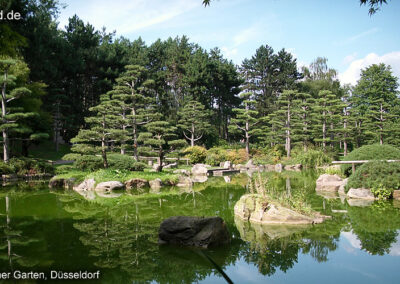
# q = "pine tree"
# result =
<box><xmin>312</xmin><ymin>90</ymin><xmax>341</xmax><ymax>151</ymax></box>
<box><xmin>71</xmin><ymin>94</ymin><xmax>128</xmax><ymax>168</ymax></box>
<box><xmin>109</xmin><ymin>65</ymin><xmax>156</xmax><ymax>159</ymax></box>
<box><xmin>177</xmin><ymin>100</ymin><xmax>210</xmax><ymax>146</ymax></box>
<box><xmin>269</xmin><ymin>90</ymin><xmax>300</xmax><ymax>158</ymax></box>
<box><xmin>0</xmin><ymin>59</ymin><xmax>35</xmax><ymax>162</ymax></box>
<box><xmin>138</xmin><ymin>120</ymin><xmax>187</xmax><ymax>172</ymax></box>
<box><xmin>292</xmin><ymin>92</ymin><xmax>314</xmax><ymax>151</ymax></box>
<box><xmin>228</xmin><ymin>92</ymin><xmax>259</xmax><ymax>156</ymax></box>
<box><xmin>353</xmin><ymin>63</ymin><xmax>399</xmax><ymax>145</ymax></box>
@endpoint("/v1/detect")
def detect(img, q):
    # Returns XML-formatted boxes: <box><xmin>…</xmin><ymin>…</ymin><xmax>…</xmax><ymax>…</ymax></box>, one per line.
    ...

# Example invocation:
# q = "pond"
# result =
<box><xmin>0</xmin><ymin>171</ymin><xmax>400</xmax><ymax>283</ymax></box>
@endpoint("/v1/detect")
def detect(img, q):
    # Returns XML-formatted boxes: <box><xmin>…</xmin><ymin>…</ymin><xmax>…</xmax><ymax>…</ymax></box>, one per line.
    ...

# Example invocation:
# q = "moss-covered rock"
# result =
<box><xmin>234</xmin><ymin>194</ymin><xmax>330</xmax><ymax>225</ymax></box>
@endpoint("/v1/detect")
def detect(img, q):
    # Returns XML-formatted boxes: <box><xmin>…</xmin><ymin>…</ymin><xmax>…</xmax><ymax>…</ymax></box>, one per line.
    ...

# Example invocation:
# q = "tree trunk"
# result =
<box><xmin>322</xmin><ymin>109</ymin><xmax>326</xmax><ymax>151</ymax></box>
<box><xmin>191</xmin><ymin>123</ymin><xmax>195</xmax><ymax>147</ymax></box>
<box><xmin>132</xmin><ymin>107</ymin><xmax>138</xmax><ymax>161</ymax></box>
<box><xmin>343</xmin><ymin>113</ymin><xmax>347</xmax><ymax>156</ymax></box>
<box><xmin>379</xmin><ymin>102</ymin><xmax>383</xmax><ymax>145</ymax></box>
<box><xmin>102</xmin><ymin>116</ymin><xmax>108</xmax><ymax>168</ymax></box>
<box><xmin>157</xmin><ymin>147</ymin><xmax>164</xmax><ymax>172</ymax></box>
<box><xmin>2</xmin><ymin>69</ymin><xmax>9</xmax><ymax>162</ymax></box>
<box><xmin>286</xmin><ymin>102</ymin><xmax>291</xmax><ymax>158</ymax></box>
<box><xmin>121</xmin><ymin>109</ymin><xmax>126</xmax><ymax>155</ymax></box>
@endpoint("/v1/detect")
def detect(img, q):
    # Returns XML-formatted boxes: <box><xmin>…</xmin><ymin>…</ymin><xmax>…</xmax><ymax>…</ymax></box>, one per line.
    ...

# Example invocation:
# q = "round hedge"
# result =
<box><xmin>342</xmin><ymin>144</ymin><xmax>400</xmax><ymax>175</ymax></box>
<box><xmin>347</xmin><ymin>161</ymin><xmax>400</xmax><ymax>192</ymax></box>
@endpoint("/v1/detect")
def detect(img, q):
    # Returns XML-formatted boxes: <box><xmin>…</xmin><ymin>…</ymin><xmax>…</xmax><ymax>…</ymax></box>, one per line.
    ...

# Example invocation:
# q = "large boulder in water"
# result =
<box><xmin>73</xmin><ymin>178</ymin><xmax>96</xmax><ymax>191</ymax></box>
<box><xmin>158</xmin><ymin>216</ymin><xmax>230</xmax><ymax>248</ymax></box>
<box><xmin>316</xmin><ymin>174</ymin><xmax>347</xmax><ymax>192</ymax></box>
<box><xmin>95</xmin><ymin>181</ymin><xmax>125</xmax><ymax>192</ymax></box>
<box><xmin>191</xmin><ymin>164</ymin><xmax>209</xmax><ymax>175</ymax></box>
<box><xmin>125</xmin><ymin>178</ymin><xmax>148</xmax><ymax>190</ymax></box>
<box><xmin>234</xmin><ymin>194</ymin><xmax>330</xmax><ymax>225</ymax></box>
<box><xmin>347</xmin><ymin>188</ymin><xmax>376</xmax><ymax>200</ymax></box>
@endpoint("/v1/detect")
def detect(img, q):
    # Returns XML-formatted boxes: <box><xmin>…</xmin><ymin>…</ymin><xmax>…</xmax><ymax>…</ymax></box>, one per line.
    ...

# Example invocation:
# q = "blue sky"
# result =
<box><xmin>57</xmin><ymin>0</ymin><xmax>400</xmax><ymax>85</ymax></box>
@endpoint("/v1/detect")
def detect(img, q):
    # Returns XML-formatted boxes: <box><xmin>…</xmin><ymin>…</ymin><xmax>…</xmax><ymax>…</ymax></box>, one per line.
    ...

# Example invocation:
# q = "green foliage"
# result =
<box><xmin>85</xmin><ymin>169</ymin><xmax>179</xmax><ymax>184</ymax></box>
<box><xmin>226</xmin><ymin>149</ymin><xmax>248</xmax><ymax>164</ymax></box>
<box><xmin>323</xmin><ymin>166</ymin><xmax>342</xmax><ymax>176</ymax></box>
<box><xmin>347</xmin><ymin>161</ymin><xmax>400</xmax><ymax>194</ymax></box>
<box><xmin>370</xmin><ymin>185</ymin><xmax>392</xmax><ymax>200</ymax></box>
<box><xmin>8</xmin><ymin>157</ymin><xmax>54</xmax><ymax>175</ymax></box>
<box><xmin>107</xmin><ymin>154</ymin><xmax>147</xmax><ymax>171</ymax></box>
<box><xmin>74</xmin><ymin>155</ymin><xmax>103</xmax><ymax>171</ymax></box>
<box><xmin>342</xmin><ymin>144</ymin><xmax>400</xmax><ymax>174</ymax></box>
<box><xmin>182</xmin><ymin>146</ymin><xmax>207</xmax><ymax>164</ymax></box>
<box><xmin>294</xmin><ymin>149</ymin><xmax>331</xmax><ymax>168</ymax></box>
<box><xmin>205</xmin><ymin>147</ymin><xmax>228</xmax><ymax>166</ymax></box>
<box><xmin>0</xmin><ymin>162</ymin><xmax>14</xmax><ymax>175</ymax></box>
<box><xmin>61</xmin><ymin>153</ymin><xmax>82</xmax><ymax>161</ymax></box>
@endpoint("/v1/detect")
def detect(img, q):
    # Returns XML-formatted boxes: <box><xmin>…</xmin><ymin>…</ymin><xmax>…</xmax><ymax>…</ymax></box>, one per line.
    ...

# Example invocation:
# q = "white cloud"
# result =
<box><xmin>339</xmin><ymin>51</ymin><xmax>400</xmax><ymax>86</ymax></box>
<box><xmin>221</xmin><ymin>46</ymin><xmax>238</xmax><ymax>58</ymax></box>
<box><xmin>233</xmin><ymin>24</ymin><xmax>261</xmax><ymax>46</ymax></box>
<box><xmin>335</xmin><ymin>28</ymin><xmax>379</xmax><ymax>47</ymax></box>
<box><xmin>57</xmin><ymin>0</ymin><xmax>199</xmax><ymax>34</ymax></box>
<box><xmin>343</xmin><ymin>52</ymin><xmax>358</xmax><ymax>65</ymax></box>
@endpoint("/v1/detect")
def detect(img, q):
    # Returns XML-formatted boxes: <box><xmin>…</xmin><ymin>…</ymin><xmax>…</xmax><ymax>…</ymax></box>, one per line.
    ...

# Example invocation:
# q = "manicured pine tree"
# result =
<box><xmin>177</xmin><ymin>100</ymin><xmax>210</xmax><ymax>146</ymax></box>
<box><xmin>270</xmin><ymin>90</ymin><xmax>300</xmax><ymax>158</ymax></box>
<box><xmin>0</xmin><ymin>59</ymin><xmax>34</xmax><ymax>162</ymax></box>
<box><xmin>228</xmin><ymin>92</ymin><xmax>260</xmax><ymax>157</ymax></box>
<box><xmin>312</xmin><ymin>90</ymin><xmax>341</xmax><ymax>151</ymax></box>
<box><xmin>138</xmin><ymin>119</ymin><xmax>187</xmax><ymax>172</ymax></box>
<box><xmin>292</xmin><ymin>92</ymin><xmax>314</xmax><ymax>151</ymax></box>
<box><xmin>110</xmin><ymin>65</ymin><xmax>156</xmax><ymax>159</ymax></box>
<box><xmin>71</xmin><ymin>94</ymin><xmax>128</xmax><ymax>168</ymax></box>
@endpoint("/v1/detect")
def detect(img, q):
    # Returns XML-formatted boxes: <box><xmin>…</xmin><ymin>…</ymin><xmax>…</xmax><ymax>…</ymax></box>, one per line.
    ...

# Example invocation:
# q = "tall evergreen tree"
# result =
<box><xmin>138</xmin><ymin>120</ymin><xmax>187</xmax><ymax>172</ymax></box>
<box><xmin>353</xmin><ymin>63</ymin><xmax>399</xmax><ymax>145</ymax></box>
<box><xmin>177</xmin><ymin>100</ymin><xmax>210</xmax><ymax>146</ymax></box>
<box><xmin>228</xmin><ymin>92</ymin><xmax>259</xmax><ymax>156</ymax></box>
<box><xmin>71</xmin><ymin>94</ymin><xmax>128</xmax><ymax>168</ymax></box>
<box><xmin>109</xmin><ymin>65</ymin><xmax>156</xmax><ymax>159</ymax></box>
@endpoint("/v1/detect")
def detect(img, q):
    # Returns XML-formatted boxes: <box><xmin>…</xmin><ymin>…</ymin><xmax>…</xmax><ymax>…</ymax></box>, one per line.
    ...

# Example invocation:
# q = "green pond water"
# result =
<box><xmin>1</xmin><ymin>171</ymin><xmax>400</xmax><ymax>283</ymax></box>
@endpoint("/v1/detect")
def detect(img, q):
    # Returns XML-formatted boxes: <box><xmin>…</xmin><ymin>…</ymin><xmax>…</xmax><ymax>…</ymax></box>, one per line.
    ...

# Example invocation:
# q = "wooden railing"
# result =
<box><xmin>332</xmin><ymin>160</ymin><xmax>400</xmax><ymax>173</ymax></box>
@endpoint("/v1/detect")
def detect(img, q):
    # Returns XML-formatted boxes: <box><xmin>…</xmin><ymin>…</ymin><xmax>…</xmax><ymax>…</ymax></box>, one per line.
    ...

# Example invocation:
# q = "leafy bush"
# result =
<box><xmin>183</xmin><ymin>146</ymin><xmax>207</xmax><ymax>164</ymax></box>
<box><xmin>324</xmin><ymin>166</ymin><xmax>342</xmax><ymax>176</ymax></box>
<box><xmin>226</xmin><ymin>149</ymin><xmax>248</xmax><ymax>164</ymax></box>
<box><xmin>61</xmin><ymin>153</ymin><xmax>82</xmax><ymax>161</ymax></box>
<box><xmin>294</xmin><ymin>149</ymin><xmax>331</xmax><ymax>168</ymax></box>
<box><xmin>205</xmin><ymin>147</ymin><xmax>228</xmax><ymax>166</ymax></box>
<box><xmin>268</xmin><ymin>145</ymin><xmax>287</xmax><ymax>163</ymax></box>
<box><xmin>347</xmin><ymin>161</ymin><xmax>400</xmax><ymax>195</ymax></box>
<box><xmin>342</xmin><ymin>144</ymin><xmax>400</xmax><ymax>175</ymax></box>
<box><xmin>8</xmin><ymin>157</ymin><xmax>54</xmax><ymax>175</ymax></box>
<box><xmin>75</xmin><ymin>155</ymin><xmax>103</xmax><ymax>171</ymax></box>
<box><xmin>0</xmin><ymin>162</ymin><xmax>13</xmax><ymax>175</ymax></box>
<box><xmin>108</xmin><ymin>154</ymin><xmax>146</xmax><ymax>171</ymax></box>
<box><xmin>370</xmin><ymin>184</ymin><xmax>392</xmax><ymax>200</ymax></box>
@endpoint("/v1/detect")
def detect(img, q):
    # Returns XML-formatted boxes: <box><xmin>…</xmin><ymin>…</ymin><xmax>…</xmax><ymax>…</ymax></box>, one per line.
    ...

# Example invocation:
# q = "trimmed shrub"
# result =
<box><xmin>294</xmin><ymin>149</ymin><xmax>331</xmax><ymax>168</ymax></box>
<box><xmin>226</xmin><ymin>149</ymin><xmax>248</xmax><ymax>164</ymax></box>
<box><xmin>347</xmin><ymin>161</ymin><xmax>400</xmax><ymax>195</ymax></box>
<box><xmin>183</xmin><ymin>146</ymin><xmax>207</xmax><ymax>164</ymax></box>
<box><xmin>0</xmin><ymin>162</ymin><xmax>13</xmax><ymax>175</ymax></box>
<box><xmin>75</xmin><ymin>155</ymin><xmax>103</xmax><ymax>171</ymax></box>
<box><xmin>205</xmin><ymin>147</ymin><xmax>228</xmax><ymax>166</ymax></box>
<box><xmin>108</xmin><ymin>154</ymin><xmax>146</xmax><ymax>171</ymax></box>
<box><xmin>61</xmin><ymin>153</ymin><xmax>82</xmax><ymax>161</ymax></box>
<box><xmin>342</xmin><ymin>144</ymin><xmax>400</xmax><ymax>175</ymax></box>
<box><xmin>8</xmin><ymin>157</ymin><xmax>54</xmax><ymax>175</ymax></box>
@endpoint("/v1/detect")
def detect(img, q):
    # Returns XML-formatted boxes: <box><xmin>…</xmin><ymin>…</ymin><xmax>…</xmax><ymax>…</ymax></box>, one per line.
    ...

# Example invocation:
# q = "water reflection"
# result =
<box><xmin>0</xmin><ymin>172</ymin><xmax>399</xmax><ymax>283</ymax></box>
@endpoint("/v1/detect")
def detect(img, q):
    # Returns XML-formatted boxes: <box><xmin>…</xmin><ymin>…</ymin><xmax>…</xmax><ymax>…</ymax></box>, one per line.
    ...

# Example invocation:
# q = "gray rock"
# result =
<box><xmin>347</xmin><ymin>198</ymin><xmax>374</xmax><ymax>207</ymax></box>
<box><xmin>245</xmin><ymin>159</ymin><xmax>256</xmax><ymax>168</ymax></box>
<box><xmin>393</xmin><ymin>190</ymin><xmax>400</xmax><ymax>200</ymax></box>
<box><xmin>275</xmin><ymin>163</ymin><xmax>283</xmax><ymax>173</ymax></box>
<box><xmin>264</xmin><ymin>164</ymin><xmax>275</xmax><ymax>171</ymax></box>
<box><xmin>49</xmin><ymin>177</ymin><xmax>65</xmax><ymax>189</ymax></box>
<box><xmin>316</xmin><ymin>174</ymin><xmax>345</xmax><ymax>192</ymax></box>
<box><xmin>164</xmin><ymin>162</ymin><xmax>177</xmax><ymax>169</ymax></box>
<box><xmin>73</xmin><ymin>178</ymin><xmax>96</xmax><ymax>191</ymax></box>
<box><xmin>222</xmin><ymin>161</ymin><xmax>231</xmax><ymax>169</ymax></box>
<box><xmin>149</xmin><ymin>178</ymin><xmax>162</xmax><ymax>190</ymax></box>
<box><xmin>284</xmin><ymin>164</ymin><xmax>302</xmax><ymax>171</ymax></box>
<box><xmin>191</xmin><ymin>164</ymin><xmax>208</xmax><ymax>175</ymax></box>
<box><xmin>173</xmin><ymin>169</ymin><xmax>190</xmax><ymax>176</ymax></box>
<box><xmin>177</xmin><ymin>176</ymin><xmax>193</xmax><ymax>187</ymax></box>
<box><xmin>347</xmin><ymin>188</ymin><xmax>376</xmax><ymax>200</ymax></box>
<box><xmin>64</xmin><ymin>178</ymin><xmax>76</xmax><ymax>190</ymax></box>
<box><xmin>125</xmin><ymin>178</ymin><xmax>148</xmax><ymax>190</ymax></box>
<box><xmin>191</xmin><ymin>175</ymin><xmax>208</xmax><ymax>183</ymax></box>
<box><xmin>338</xmin><ymin>178</ymin><xmax>348</xmax><ymax>195</ymax></box>
<box><xmin>158</xmin><ymin>216</ymin><xmax>230</xmax><ymax>248</ymax></box>
<box><xmin>95</xmin><ymin>181</ymin><xmax>125</xmax><ymax>192</ymax></box>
